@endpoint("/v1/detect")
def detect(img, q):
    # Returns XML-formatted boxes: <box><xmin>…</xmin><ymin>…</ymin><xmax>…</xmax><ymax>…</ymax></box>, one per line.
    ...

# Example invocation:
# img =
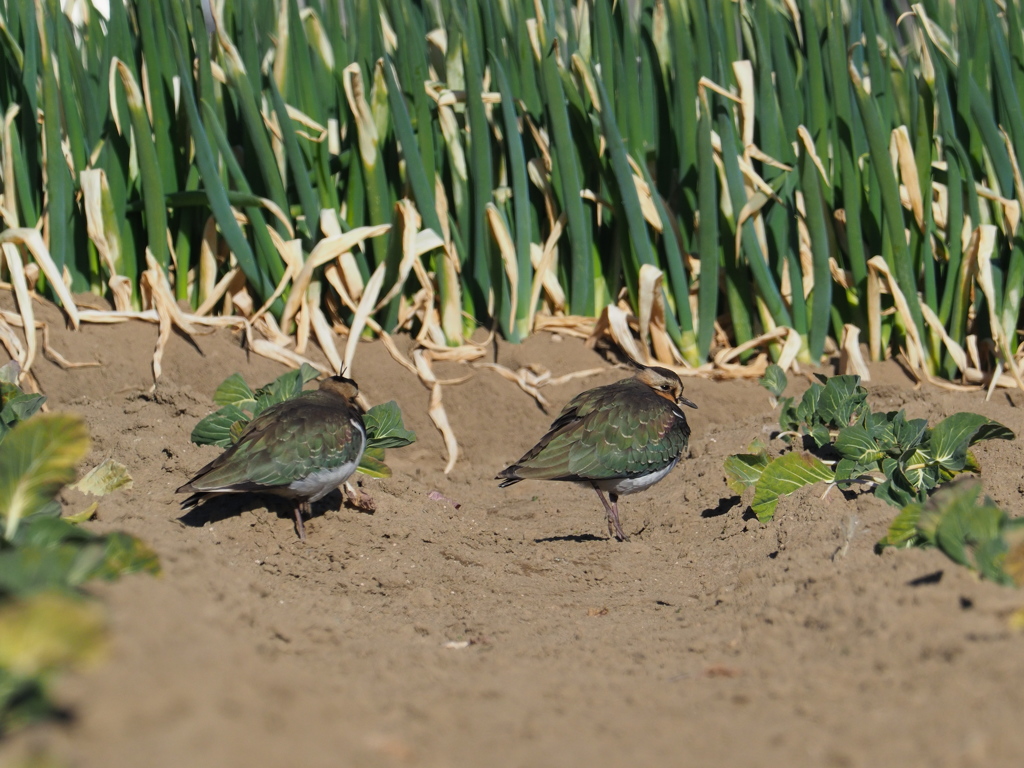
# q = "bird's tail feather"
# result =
<box><xmin>496</xmin><ymin>468</ymin><xmax>522</xmax><ymax>487</ymax></box>
<box><xmin>179</xmin><ymin>493</ymin><xmax>203</xmax><ymax>511</ymax></box>
<box><xmin>178</xmin><ymin>491</ymin><xmax>229</xmax><ymax>511</ymax></box>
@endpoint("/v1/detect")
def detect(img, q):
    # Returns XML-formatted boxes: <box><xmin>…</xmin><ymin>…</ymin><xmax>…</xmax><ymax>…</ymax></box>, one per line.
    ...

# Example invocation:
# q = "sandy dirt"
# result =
<box><xmin>3</xmin><ymin>293</ymin><xmax>1024</xmax><ymax>768</ymax></box>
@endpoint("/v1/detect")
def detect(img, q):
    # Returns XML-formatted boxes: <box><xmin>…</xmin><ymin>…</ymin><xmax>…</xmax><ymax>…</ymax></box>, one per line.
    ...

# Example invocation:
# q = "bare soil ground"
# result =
<box><xmin>4</xmin><ymin>294</ymin><xmax>1024</xmax><ymax>767</ymax></box>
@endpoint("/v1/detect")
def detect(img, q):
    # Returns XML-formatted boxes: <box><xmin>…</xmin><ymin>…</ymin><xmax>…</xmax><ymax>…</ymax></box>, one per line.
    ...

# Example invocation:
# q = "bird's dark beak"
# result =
<box><xmin>679</xmin><ymin>396</ymin><xmax>697</xmax><ymax>409</ymax></box>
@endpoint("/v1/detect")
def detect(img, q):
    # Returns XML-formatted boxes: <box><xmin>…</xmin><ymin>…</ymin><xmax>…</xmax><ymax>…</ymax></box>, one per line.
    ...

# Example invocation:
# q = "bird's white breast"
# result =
<box><xmin>286</xmin><ymin>425</ymin><xmax>365</xmax><ymax>501</ymax></box>
<box><xmin>594</xmin><ymin>457</ymin><xmax>680</xmax><ymax>496</ymax></box>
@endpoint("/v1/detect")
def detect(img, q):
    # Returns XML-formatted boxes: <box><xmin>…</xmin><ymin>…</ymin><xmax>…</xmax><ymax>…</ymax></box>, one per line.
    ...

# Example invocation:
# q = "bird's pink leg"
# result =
<box><xmin>592</xmin><ymin>485</ymin><xmax>629</xmax><ymax>542</ymax></box>
<box><xmin>295</xmin><ymin>501</ymin><xmax>309</xmax><ymax>541</ymax></box>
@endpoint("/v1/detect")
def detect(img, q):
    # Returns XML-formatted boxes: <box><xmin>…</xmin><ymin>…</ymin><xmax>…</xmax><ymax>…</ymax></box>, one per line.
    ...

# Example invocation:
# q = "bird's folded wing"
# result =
<box><xmin>189</xmin><ymin>410</ymin><xmax>362</xmax><ymax>491</ymax></box>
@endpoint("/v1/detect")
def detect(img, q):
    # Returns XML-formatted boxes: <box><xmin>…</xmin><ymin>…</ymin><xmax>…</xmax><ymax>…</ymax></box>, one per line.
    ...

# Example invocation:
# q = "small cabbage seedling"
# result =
<box><xmin>725</xmin><ymin>366</ymin><xmax>1014</xmax><ymax>522</ymax></box>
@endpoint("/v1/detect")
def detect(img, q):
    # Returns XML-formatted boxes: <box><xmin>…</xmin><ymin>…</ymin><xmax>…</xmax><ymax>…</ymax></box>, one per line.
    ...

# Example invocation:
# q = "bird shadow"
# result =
<box><xmin>702</xmin><ymin>496</ymin><xmax>742</xmax><ymax>518</ymax></box>
<box><xmin>534</xmin><ymin>533</ymin><xmax>607</xmax><ymax>544</ymax></box>
<box><xmin>177</xmin><ymin>489</ymin><xmax>346</xmax><ymax>529</ymax></box>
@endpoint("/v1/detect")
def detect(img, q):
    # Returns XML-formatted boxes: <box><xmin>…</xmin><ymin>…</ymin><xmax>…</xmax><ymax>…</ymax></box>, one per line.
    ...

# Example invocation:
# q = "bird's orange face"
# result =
<box><xmin>635</xmin><ymin>366</ymin><xmax>697</xmax><ymax>409</ymax></box>
<box><xmin>636</xmin><ymin>366</ymin><xmax>683</xmax><ymax>402</ymax></box>
<box><xmin>653</xmin><ymin>388</ymin><xmax>677</xmax><ymax>404</ymax></box>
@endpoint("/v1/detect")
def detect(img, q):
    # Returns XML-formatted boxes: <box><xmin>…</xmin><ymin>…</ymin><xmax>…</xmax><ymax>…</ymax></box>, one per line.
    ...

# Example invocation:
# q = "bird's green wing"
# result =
<box><xmin>507</xmin><ymin>382</ymin><xmax>689</xmax><ymax>482</ymax></box>
<box><xmin>186</xmin><ymin>393</ymin><xmax>365</xmax><ymax>492</ymax></box>
<box><xmin>569</xmin><ymin>393</ymin><xmax>689</xmax><ymax>479</ymax></box>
